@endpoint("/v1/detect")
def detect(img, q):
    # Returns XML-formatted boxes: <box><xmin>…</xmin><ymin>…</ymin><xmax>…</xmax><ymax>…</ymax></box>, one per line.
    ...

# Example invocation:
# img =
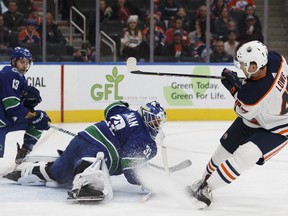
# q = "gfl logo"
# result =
<box><xmin>91</xmin><ymin>67</ymin><xmax>124</xmax><ymax>101</ymax></box>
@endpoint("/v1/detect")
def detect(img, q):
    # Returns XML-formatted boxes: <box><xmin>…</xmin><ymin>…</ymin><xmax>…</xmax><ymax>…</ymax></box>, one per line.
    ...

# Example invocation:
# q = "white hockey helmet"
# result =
<box><xmin>234</xmin><ymin>40</ymin><xmax>268</xmax><ymax>77</ymax></box>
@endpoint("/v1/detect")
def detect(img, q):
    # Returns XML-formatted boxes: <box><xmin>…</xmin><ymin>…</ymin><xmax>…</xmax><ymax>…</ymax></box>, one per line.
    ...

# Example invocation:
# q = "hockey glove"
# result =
<box><xmin>221</xmin><ymin>68</ymin><xmax>242</xmax><ymax>96</ymax></box>
<box><xmin>30</xmin><ymin>110</ymin><xmax>51</xmax><ymax>130</ymax></box>
<box><xmin>15</xmin><ymin>143</ymin><xmax>30</xmax><ymax>164</ymax></box>
<box><xmin>22</xmin><ymin>86</ymin><xmax>42</xmax><ymax>109</ymax></box>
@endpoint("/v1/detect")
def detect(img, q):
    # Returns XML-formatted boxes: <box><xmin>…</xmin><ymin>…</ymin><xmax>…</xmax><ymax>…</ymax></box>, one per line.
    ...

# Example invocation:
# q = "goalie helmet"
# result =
<box><xmin>234</xmin><ymin>40</ymin><xmax>268</xmax><ymax>77</ymax></box>
<box><xmin>138</xmin><ymin>101</ymin><xmax>166</xmax><ymax>138</ymax></box>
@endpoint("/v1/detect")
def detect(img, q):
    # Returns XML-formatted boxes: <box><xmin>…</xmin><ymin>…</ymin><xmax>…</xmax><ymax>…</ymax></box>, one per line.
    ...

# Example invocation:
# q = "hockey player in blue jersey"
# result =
<box><xmin>6</xmin><ymin>101</ymin><xmax>166</xmax><ymax>202</ymax></box>
<box><xmin>186</xmin><ymin>40</ymin><xmax>288</xmax><ymax>208</ymax></box>
<box><xmin>0</xmin><ymin>47</ymin><xmax>51</xmax><ymax>164</ymax></box>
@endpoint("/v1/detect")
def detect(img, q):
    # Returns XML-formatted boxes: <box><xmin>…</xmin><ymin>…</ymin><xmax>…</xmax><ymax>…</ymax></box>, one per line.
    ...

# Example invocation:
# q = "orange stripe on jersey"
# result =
<box><xmin>264</xmin><ymin>141</ymin><xmax>288</xmax><ymax>161</ymax></box>
<box><xmin>279</xmin><ymin>129</ymin><xmax>288</xmax><ymax>135</ymax></box>
<box><xmin>208</xmin><ymin>161</ymin><xmax>215</xmax><ymax>172</ymax></box>
<box><xmin>238</xmin><ymin>57</ymin><xmax>284</xmax><ymax>107</ymax></box>
<box><xmin>221</xmin><ymin>163</ymin><xmax>236</xmax><ymax>181</ymax></box>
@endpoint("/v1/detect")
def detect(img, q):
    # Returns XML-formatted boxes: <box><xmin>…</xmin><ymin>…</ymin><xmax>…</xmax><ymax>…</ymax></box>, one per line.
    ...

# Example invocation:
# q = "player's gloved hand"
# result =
<box><xmin>15</xmin><ymin>143</ymin><xmax>30</xmax><ymax>164</ymax></box>
<box><xmin>30</xmin><ymin>110</ymin><xmax>51</xmax><ymax>130</ymax></box>
<box><xmin>22</xmin><ymin>86</ymin><xmax>42</xmax><ymax>109</ymax></box>
<box><xmin>221</xmin><ymin>68</ymin><xmax>242</xmax><ymax>96</ymax></box>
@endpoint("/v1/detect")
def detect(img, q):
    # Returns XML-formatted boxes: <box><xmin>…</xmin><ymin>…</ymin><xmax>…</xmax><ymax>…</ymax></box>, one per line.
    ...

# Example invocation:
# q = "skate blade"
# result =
<box><xmin>67</xmin><ymin>196</ymin><xmax>104</xmax><ymax>204</ymax></box>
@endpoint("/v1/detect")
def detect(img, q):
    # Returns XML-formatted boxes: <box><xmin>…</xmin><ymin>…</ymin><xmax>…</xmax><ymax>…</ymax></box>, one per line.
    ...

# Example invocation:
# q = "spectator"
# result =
<box><xmin>120</xmin><ymin>15</ymin><xmax>143</xmax><ymax>59</ymax></box>
<box><xmin>142</xmin><ymin>14</ymin><xmax>165</xmax><ymax>46</ymax></box>
<box><xmin>192</xmin><ymin>31</ymin><xmax>217</xmax><ymax>62</ymax></box>
<box><xmin>224</xmin><ymin>30</ymin><xmax>239</xmax><ymax>57</ymax></box>
<box><xmin>176</xmin><ymin>7</ymin><xmax>190</xmax><ymax>32</ymax></box>
<box><xmin>18</xmin><ymin>19</ymin><xmax>40</xmax><ymax>45</ymax></box>
<box><xmin>227</xmin><ymin>0</ymin><xmax>256</xmax><ymax>12</ymax></box>
<box><xmin>3</xmin><ymin>0</ymin><xmax>25</xmax><ymax>32</ymax></box>
<box><xmin>165</xmin><ymin>16</ymin><xmax>190</xmax><ymax>46</ymax></box>
<box><xmin>189</xmin><ymin>19</ymin><xmax>203</xmax><ymax>46</ymax></box>
<box><xmin>211</xmin><ymin>0</ymin><xmax>226</xmax><ymax>18</ymax></box>
<box><xmin>138</xmin><ymin>28</ymin><xmax>165</xmax><ymax>62</ymax></box>
<box><xmin>158</xmin><ymin>0</ymin><xmax>180</xmax><ymax>24</ymax></box>
<box><xmin>38</xmin><ymin>12</ymin><xmax>66</xmax><ymax>46</ymax></box>
<box><xmin>73</xmin><ymin>41</ymin><xmax>95</xmax><ymax>62</ymax></box>
<box><xmin>214</xmin><ymin>7</ymin><xmax>234</xmax><ymax>41</ymax></box>
<box><xmin>110</xmin><ymin>0</ymin><xmax>144</xmax><ymax>23</ymax></box>
<box><xmin>237</xmin><ymin>4</ymin><xmax>261</xmax><ymax>38</ymax></box>
<box><xmin>100</xmin><ymin>0</ymin><xmax>112</xmax><ymax>23</ymax></box>
<box><xmin>16</xmin><ymin>0</ymin><xmax>38</xmax><ymax>18</ymax></box>
<box><xmin>209</xmin><ymin>39</ymin><xmax>233</xmax><ymax>62</ymax></box>
<box><xmin>227</xmin><ymin>20</ymin><xmax>237</xmax><ymax>32</ymax></box>
<box><xmin>238</xmin><ymin>15</ymin><xmax>263</xmax><ymax>43</ymax></box>
<box><xmin>227</xmin><ymin>0</ymin><xmax>256</xmax><ymax>21</ymax></box>
<box><xmin>190</xmin><ymin>5</ymin><xmax>216</xmax><ymax>43</ymax></box>
<box><xmin>145</xmin><ymin>0</ymin><xmax>162</xmax><ymax>23</ymax></box>
<box><xmin>28</xmin><ymin>10</ymin><xmax>42</xmax><ymax>28</ymax></box>
<box><xmin>163</xmin><ymin>29</ymin><xmax>192</xmax><ymax>61</ymax></box>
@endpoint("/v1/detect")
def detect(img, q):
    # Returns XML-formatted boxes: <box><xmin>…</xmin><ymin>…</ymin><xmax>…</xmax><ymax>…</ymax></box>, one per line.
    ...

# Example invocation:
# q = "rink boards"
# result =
<box><xmin>9</xmin><ymin>63</ymin><xmax>241</xmax><ymax>122</ymax></box>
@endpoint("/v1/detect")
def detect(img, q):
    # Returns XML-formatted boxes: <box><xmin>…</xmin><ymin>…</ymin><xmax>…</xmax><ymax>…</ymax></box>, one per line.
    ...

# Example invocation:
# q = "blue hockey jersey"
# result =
<box><xmin>78</xmin><ymin>101</ymin><xmax>158</xmax><ymax>185</ymax></box>
<box><xmin>0</xmin><ymin>66</ymin><xmax>29</xmax><ymax>127</ymax></box>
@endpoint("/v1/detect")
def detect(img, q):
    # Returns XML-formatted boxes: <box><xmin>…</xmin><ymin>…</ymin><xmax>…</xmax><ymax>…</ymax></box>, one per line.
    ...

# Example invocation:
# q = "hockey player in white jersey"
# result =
<box><xmin>186</xmin><ymin>40</ymin><xmax>288</xmax><ymax>208</ymax></box>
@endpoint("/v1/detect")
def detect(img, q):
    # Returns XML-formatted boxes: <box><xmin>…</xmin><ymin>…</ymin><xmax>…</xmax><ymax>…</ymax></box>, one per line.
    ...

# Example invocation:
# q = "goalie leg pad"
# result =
<box><xmin>16</xmin><ymin>161</ymin><xmax>55</xmax><ymax>186</ymax></box>
<box><xmin>69</xmin><ymin>152</ymin><xmax>113</xmax><ymax>201</ymax></box>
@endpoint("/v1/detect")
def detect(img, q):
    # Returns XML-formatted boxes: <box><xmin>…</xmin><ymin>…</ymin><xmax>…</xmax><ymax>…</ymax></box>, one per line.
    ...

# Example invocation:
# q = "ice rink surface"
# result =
<box><xmin>1</xmin><ymin>121</ymin><xmax>287</xmax><ymax>216</ymax></box>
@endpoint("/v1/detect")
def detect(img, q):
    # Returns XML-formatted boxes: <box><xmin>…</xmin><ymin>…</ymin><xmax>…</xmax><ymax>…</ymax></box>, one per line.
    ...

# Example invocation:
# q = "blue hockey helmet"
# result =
<box><xmin>10</xmin><ymin>47</ymin><xmax>33</xmax><ymax>73</ymax></box>
<box><xmin>139</xmin><ymin>101</ymin><xmax>166</xmax><ymax>138</ymax></box>
<box><xmin>11</xmin><ymin>47</ymin><xmax>32</xmax><ymax>61</ymax></box>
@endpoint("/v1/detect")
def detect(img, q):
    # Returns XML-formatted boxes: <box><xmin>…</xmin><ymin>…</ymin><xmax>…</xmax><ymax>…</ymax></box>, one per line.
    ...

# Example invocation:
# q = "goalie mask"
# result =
<box><xmin>138</xmin><ymin>101</ymin><xmax>166</xmax><ymax>138</ymax></box>
<box><xmin>234</xmin><ymin>40</ymin><xmax>268</xmax><ymax>78</ymax></box>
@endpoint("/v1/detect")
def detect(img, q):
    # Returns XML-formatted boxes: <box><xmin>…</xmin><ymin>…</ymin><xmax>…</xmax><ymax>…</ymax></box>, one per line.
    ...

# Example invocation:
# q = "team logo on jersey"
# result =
<box><xmin>143</xmin><ymin>145</ymin><xmax>152</xmax><ymax>158</ymax></box>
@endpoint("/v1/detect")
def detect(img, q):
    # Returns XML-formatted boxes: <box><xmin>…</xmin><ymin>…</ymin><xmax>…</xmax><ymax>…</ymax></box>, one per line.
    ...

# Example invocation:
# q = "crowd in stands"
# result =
<box><xmin>0</xmin><ymin>0</ymin><xmax>264</xmax><ymax>62</ymax></box>
<box><xmin>96</xmin><ymin>0</ymin><xmax>263</xmax><ymax>62</ymax></box>
<box><xmin>0</xmin><ymin>0</ymin><xmax>72</xmax><ymax>61</ymax></box>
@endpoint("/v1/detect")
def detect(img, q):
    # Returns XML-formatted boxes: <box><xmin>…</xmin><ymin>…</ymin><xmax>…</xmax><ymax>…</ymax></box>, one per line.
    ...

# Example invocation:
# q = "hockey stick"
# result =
<box><xmin>49</xmin><ymin>125</ymin><xmax>192</xmax><ymax>173</ymax></box>
<box><xmin>49</xmin><ymin>124</ymin><xmax>77</xmax><ymax>137</ymax></box>
<box><xmin>126</xmin><ymin>57</ymin><xmax>224</xmax><ymax>79</ymax></box>
<box><xmin>148</xmin><ymin>159</ymin><xmax>192</xmax><ymax>173</ymax></box>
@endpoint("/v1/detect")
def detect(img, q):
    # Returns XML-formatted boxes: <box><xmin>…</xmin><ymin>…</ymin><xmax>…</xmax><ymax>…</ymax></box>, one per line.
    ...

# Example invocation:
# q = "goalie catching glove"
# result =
<box><xmin>22</xmin><ymin>86</ymin><xmax>42</xmax><ymax>109</ymax></box>
<box><xmin>221</xmin><ymin>68</ymin><xmax>242</xmax><ymax>96</ymax></box>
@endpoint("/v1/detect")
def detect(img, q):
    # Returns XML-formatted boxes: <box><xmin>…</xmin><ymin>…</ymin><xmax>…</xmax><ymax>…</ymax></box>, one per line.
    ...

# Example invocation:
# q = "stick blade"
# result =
<box><xmin>126</xmin><ymin>57</ymin><xmax>137</xmax><ymax>72</ymax></box>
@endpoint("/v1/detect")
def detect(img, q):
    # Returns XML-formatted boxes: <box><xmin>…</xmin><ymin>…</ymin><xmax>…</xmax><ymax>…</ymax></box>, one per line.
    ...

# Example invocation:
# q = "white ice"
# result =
<box><xmin>1</xmin><ymin>121</ymin><xmax>287</xmax><ymax>216</ymax></box>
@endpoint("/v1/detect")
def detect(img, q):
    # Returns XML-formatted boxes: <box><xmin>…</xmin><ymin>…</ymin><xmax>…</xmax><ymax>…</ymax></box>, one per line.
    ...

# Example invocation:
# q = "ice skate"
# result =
<box><xmin>67</xmin><ymin>185</ymin><xmax>105</xmax><ymax>204</ymax></box>
<box><xmin>186</xmin><ymin>180</ymin><xmax>213</xmax><ymax>209</ymax></box>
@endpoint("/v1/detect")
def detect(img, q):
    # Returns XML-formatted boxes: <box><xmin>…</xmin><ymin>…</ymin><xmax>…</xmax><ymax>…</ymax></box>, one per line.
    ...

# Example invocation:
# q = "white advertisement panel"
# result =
<box><xmin>0</xmin><ymin>64</ymin><xmax>62</xmax><ymax>111</ymax></box>
<box><xmin>64</xmin><ymin>64</ymin><xmax>242</xmax><ymax>110</ymax></box>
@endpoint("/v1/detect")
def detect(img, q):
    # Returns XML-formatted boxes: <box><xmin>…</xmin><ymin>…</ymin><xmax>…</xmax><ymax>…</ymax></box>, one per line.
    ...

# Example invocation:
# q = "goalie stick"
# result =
<box><xmin>126</xmin><ymin>57</ymin><xmax>224</xmax><ymax>79</ymax></box>
<box><xmin>49</xmin><ymin>125</ymin><xmax>192</xmax><ymax>173</ymax></box>
<box><xmin>149</xmin><ymin>159</ymin><xmax>191</xmax><ymax>173</ymax></box>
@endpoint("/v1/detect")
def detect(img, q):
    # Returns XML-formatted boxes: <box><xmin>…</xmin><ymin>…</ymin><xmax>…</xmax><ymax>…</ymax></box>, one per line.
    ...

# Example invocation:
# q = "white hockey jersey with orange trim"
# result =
<box><xmin>234</xmin><ymin>51</ymin><xmax>288</xmax><ymax>137</ymax></box>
